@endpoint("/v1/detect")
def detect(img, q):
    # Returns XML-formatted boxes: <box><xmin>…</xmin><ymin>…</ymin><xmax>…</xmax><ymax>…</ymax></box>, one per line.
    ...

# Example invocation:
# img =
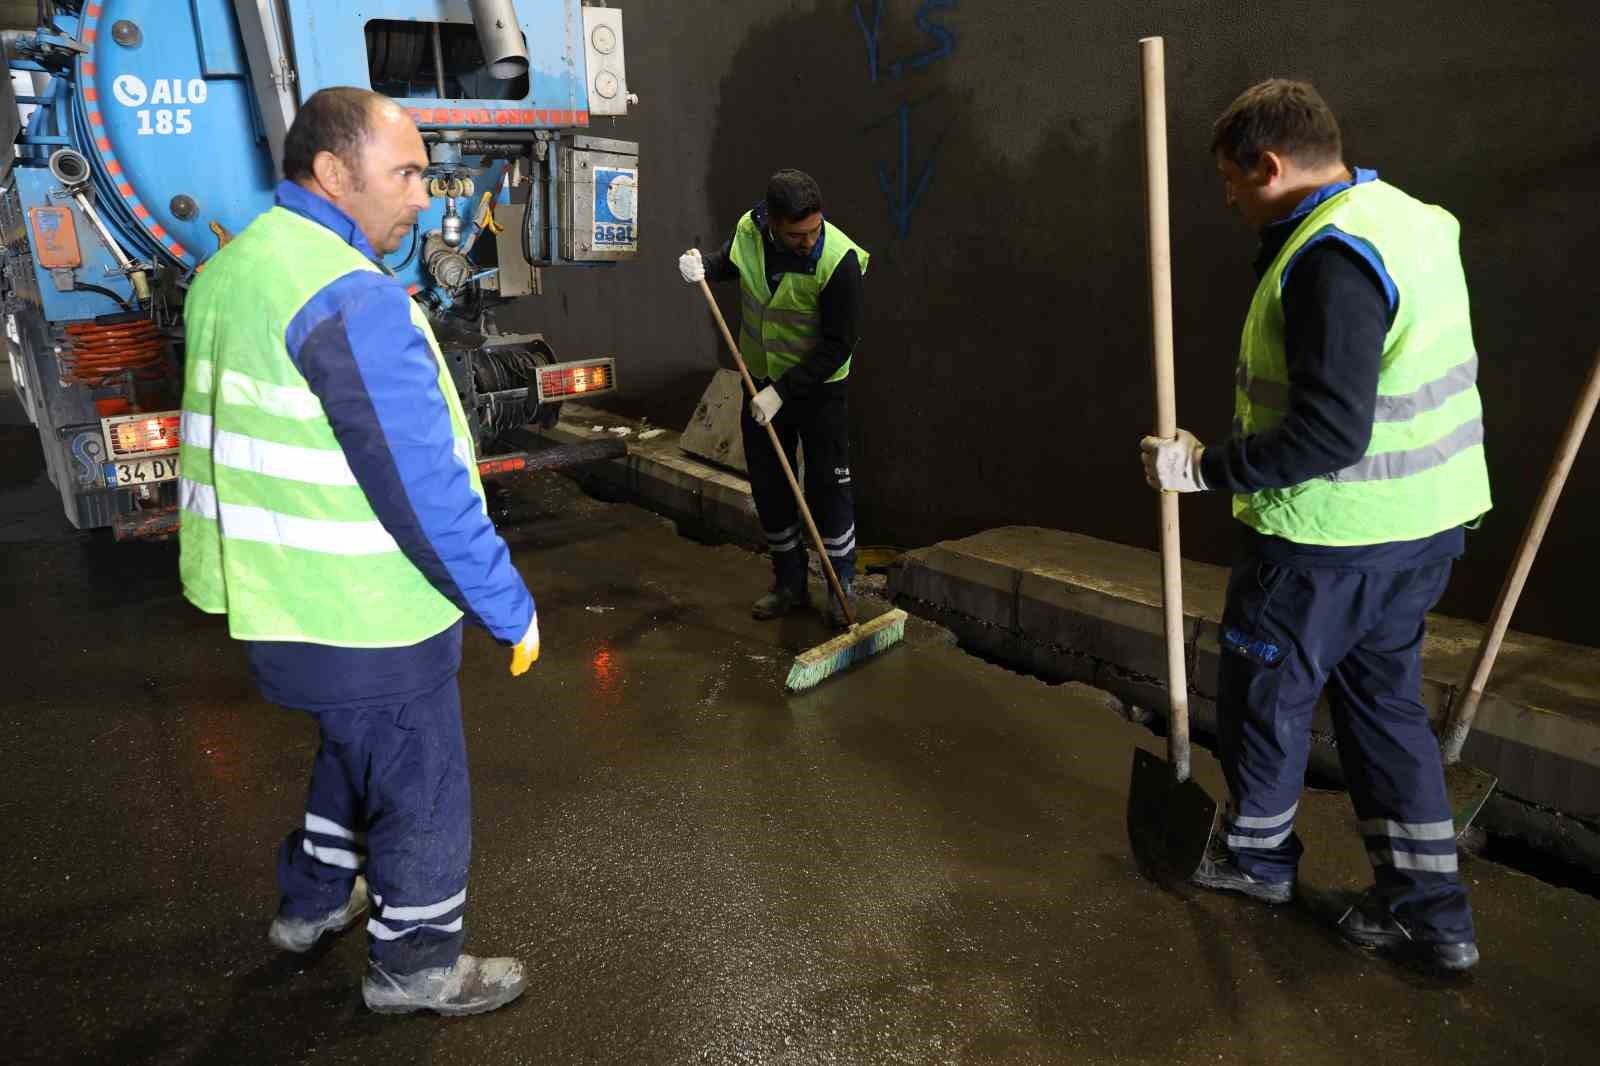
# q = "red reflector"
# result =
<box><xmin>104</xmin><ymin>413</ymin><xmax>181</xmax><ymax>458</ymax></box>
<box><xmin>535</xmin><ymin>359</ymin><xmax>616</xmax><ymax>402</ymax></box>
<box><xmin>477</xmin><ymin>454</ymin><xmax>528</xmax><ymax>478</ymax></box>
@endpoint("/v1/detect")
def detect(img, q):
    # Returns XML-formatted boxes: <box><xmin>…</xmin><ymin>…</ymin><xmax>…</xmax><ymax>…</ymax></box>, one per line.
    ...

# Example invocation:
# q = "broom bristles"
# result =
<box><xmin>784</xmin><ymin>609</ymin><xmax>908</xmax><ymax>692</ymax></box>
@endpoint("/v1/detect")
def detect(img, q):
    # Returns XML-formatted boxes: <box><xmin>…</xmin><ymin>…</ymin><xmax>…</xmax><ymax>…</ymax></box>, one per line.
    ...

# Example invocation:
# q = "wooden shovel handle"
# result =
<box><xmin>1441</xmin><ymin>345</ymin><xmax>1600</xmax><ymax>762</ymax></box>
<box><xmin>1141</xmin><ymin>37</ymin><xmax>1192</xmax><ymax>782</ymax></box>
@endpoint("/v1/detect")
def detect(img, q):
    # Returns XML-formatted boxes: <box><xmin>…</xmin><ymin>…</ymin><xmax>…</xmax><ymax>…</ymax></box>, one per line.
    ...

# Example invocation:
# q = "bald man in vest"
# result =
<box><xmin>1140</xmin><ymin>80</ymin><xmax>1491</xmax><ymax>972</ymax></box>
<box><xmin>179</xmin><ymin>88</ymin><xmax>538</xmax><ymax>1015</ymax></box>
<box><xmin>679</xmin><ymin>170</ymin><xmax>869</xmax><ymax>627</ymax></box>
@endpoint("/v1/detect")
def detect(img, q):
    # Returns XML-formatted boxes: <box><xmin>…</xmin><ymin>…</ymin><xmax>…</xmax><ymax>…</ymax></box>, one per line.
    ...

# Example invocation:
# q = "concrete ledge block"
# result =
<box><xmin>890</xmin><ymin>525</ymin><xmax>1600</xmax><ymax>835</ymax></box>
<box><xmin>897</xmin><ymin>545</ymin><xmax>1018</xmax><ymax>631</ymax></box>
<box><xmin>539</xmin><ymin>404</ymin><xmax>761</xmax><ymax>549</ymax></box>
<box><xmin>1462</xmin><ymin>699</ymin><xmax>1600</xmax><ymax>819</ymax></box>
<box><xmin>679</xmin><ymin>369</ymin><xmax>748</xmax><ymax>473</ymax></box>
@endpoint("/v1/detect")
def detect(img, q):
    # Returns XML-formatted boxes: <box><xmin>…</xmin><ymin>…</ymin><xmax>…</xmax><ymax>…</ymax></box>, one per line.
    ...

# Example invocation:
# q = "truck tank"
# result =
<box><xmin>2</xmin><ymin>0</ymin><xmax>638</xmax><ymax>537</ymax></box>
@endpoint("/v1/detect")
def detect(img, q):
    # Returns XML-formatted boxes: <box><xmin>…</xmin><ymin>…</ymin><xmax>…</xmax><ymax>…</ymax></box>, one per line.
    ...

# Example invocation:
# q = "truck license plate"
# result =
<box><xmin>111</xmin><ymin>455</ymin><xmax>180</xmax><ymax>486</ymax></box>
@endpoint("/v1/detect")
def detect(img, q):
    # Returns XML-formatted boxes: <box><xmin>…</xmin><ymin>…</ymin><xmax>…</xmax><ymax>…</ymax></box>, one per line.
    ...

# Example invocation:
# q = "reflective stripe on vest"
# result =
<box><xmin>1330</xmin><ymin>416</ymin><xmax>1485</xmax><ymax>484</ymax></box>
<box><xmin>178</xmin><ymin>206</ymin><xmax>476</xmax><ymax>647</ymax></box>
<box><xmin>1232</xmin><ymin>181</ymin><xmax>1492</xmax><ymax>545</ymax></box>
<box><xmin>180</xmin><ymin>478</ymin><xmax>400</xmax><ymax>555</ymax></box>
<box><xmin>184</xmin><ymin>411</ymin><xmax>361</xmax><ymax>486</ymax></box>
<box><xmin>727</xmin><ymin>212</ymin><xmax>869</xmax><ymax>382</ymax></box>
<box><xmin>1240</xmin><ymin>355</ymin><xmax>1481</xmax><ymax>427</ymax></box>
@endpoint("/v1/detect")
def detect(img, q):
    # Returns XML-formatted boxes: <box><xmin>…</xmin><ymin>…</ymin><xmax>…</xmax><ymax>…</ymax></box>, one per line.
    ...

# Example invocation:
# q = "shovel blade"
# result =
<box><xmin>1127</xmin><ymin>746</ymin><xmax>1219</xmax><ymax>888</ymax></box>
<box><xmin>1444</xmin><ymin>762</ymin><xmax>1498</xmax><ymax>837</ymax></box>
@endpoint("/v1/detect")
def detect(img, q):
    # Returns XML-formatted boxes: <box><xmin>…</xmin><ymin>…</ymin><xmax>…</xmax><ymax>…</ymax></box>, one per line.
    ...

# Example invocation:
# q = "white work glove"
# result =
<box><xmin>510</xmin><ymin>613</ymin><xmax>540</xmax><ymax>677</ymax></box>
<box><xmin>1140</xmin><ymin>429</ymin><xmax>1208</xmax><ymax>493</ymax></box>
<box><xmin>750</xmin><ymin>385</ymin><xmax>783</xmax><ymax>426</ymax></box>
<box><xmin>678</xmin><ymin>248</ymin><xmax>705</xmax><ymax>284</ymax></box>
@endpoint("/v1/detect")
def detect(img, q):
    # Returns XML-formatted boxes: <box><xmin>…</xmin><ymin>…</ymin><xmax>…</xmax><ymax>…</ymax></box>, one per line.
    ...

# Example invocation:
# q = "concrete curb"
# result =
<box><xmin>889</xmin><ymin>528</ymin><xmax>1600</xmax><ymax>871</ymax></box>
<box><xmin>535</xmin><ymin>407</ymin><xmax>1600</xmax><ymax>873</ymax></box>
<box><xmin>540</xmin><ymin>404</ymin><xmax>763</xmax><ymax>550</ymax></box>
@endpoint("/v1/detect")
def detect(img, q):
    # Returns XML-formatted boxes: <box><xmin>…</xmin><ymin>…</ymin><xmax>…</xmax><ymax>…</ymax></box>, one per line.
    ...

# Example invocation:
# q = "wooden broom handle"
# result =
<box><xmin>697</xmin><ymin>278</ymin><xmax>856</xmax><ymax>626</ymax></box>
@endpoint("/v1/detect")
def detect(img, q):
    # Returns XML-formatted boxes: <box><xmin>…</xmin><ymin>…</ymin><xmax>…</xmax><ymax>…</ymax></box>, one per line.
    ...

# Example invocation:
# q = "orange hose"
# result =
<box><xmin>61</xmin><ymin>320</ymin><xmax>166</xmax><ymax>384</ymax></box>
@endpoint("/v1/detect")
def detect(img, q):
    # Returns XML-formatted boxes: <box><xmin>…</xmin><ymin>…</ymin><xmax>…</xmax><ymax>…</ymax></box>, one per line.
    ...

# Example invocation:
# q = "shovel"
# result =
<box><xmin>1438</xmin><ymin>343</ymin><xmax>1600</xmax><ymax>833</ymax></box>
<box><xmin>1126</xmin><ymin>36</ymin><xmax>1219</xmax><ymax>887</ymax></box>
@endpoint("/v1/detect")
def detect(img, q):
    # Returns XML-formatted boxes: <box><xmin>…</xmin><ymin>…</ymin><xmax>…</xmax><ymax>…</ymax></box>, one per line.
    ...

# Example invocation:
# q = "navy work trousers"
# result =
<box><xmin>247</xmin><ymin>622</ymin><xmax>471</xmax><ymax>974</ymax></box>
<box><xmin>1216</xmin><ymin>555</ymin><xmax>1473</xmax><ymax>944</ymax></box>
<box><xmin>741</xmin><ymin>378</ymin><xmax>856</xmax><ymax>587</ymax></box>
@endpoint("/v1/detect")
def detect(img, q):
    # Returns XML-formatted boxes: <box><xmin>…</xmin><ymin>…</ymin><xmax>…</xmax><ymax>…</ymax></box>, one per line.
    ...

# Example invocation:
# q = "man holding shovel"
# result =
<box><xmin>678</xmin><ymin>170</ymin><xmax>869</xmax><ymax>628</ymax></box>
<box><xmin>1140</xmin><ymin>79</ymin><xmax>1491</xmax><ymax>972</ymax></box>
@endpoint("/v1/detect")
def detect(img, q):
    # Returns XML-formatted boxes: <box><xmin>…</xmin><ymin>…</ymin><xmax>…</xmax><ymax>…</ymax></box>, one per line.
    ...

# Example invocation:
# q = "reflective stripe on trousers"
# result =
<box><xmin>1215</xmin><ymin>554</ymin><xmax>1474</xmax><ymax>942</ymax></box>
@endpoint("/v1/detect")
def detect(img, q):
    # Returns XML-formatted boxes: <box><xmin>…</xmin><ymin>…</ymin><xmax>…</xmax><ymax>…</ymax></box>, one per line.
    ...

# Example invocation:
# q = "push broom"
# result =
<box><xmin>696</xmin><ymin>278</ymin><xmax>907</xmax><ymax>692</ymax></box>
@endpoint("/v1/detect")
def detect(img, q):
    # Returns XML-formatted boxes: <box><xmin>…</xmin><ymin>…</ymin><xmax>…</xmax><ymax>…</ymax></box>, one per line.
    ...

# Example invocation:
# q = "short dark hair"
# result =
<box><xmin>1210</xmin><ymin>79</ymin><xmax>1343</xmax><ymax>171</ymax></box>
<box><xmin>282</xmin><ymin>87</ymin><xmax>391</xmax><ymax>183</ymax></box>
<box><xmin>765</xmin><ymin>169</ymin><xmax>823</xmax><ymax>222</ymax></box>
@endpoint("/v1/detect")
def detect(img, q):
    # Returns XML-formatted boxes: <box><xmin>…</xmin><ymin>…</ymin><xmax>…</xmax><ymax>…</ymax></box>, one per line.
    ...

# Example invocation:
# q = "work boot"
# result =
<box><xmin>1190</xmin><ymin>854</ymin><xmax>1294</xmax><ymax>905</ymax></box>
<box><xmin>823</xmin><ymin>579</ymin><xmax>858</xmax><ymax>630</ymax></box>
<box><xmin>267</xmin><ymin>876</ymin><xmax>368</xmax><ymax>953</ymax></box>
<box><xmin>1335</xmin><ymin>891</ymin><xmax>1479</xmax><ymax>972</ymax></box>
<box><xmin>363</xmin><ymin>954</ymin><xmax>529</xmax><ymax>1016</ymax></box>
<box><xmin>752</xmin><ymin>581</ymin><xmax>810</xmax><ymax>620</ymax></box>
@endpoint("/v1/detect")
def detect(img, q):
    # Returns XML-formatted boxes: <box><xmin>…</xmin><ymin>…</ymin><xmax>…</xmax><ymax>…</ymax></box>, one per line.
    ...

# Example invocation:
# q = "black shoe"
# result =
<box><xmin>1190</xmin><ymin>855</ymin><xmax>1294</xmax><ymax>904</ymax></box>
<box><xmin>1335</xmin><ymin>892</ymin><xmax>1479</xmax><ymax>972</ymax></box>
<box><xmin>752</xmin><ymin>582</ymin><xmax>810</xmax><ymax>620</ymax></box>
<box><xmin>823</xmin><ymin>579</ymin><xmax>857</xmax><ymax>629</ymax></box>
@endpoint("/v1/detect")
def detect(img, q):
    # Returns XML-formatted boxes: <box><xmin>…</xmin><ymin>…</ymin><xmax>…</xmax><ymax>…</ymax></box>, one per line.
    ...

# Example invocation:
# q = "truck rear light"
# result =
<box><xmin>534</xmin><ymin>358</ymin><xmax>616</xmax><ymax>402</ymax></box>
<box><xmin>103</xmin><ymin>411</ymin><xmax>181</xmax><ymax>458</ymax></box>
<box><xmin>477</xmin><ymin>454</ymin><xmax>529</xmax><ymax>478</ymax></box>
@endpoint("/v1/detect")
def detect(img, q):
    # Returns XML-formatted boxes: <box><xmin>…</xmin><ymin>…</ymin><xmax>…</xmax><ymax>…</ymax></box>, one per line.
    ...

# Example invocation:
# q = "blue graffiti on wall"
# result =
<box><xmin>852</xmin><ymin>1</ymin><xmax>957</xmax><ymax>239</ymax></box>
<box><xmin>853</xmin><ymin>0</ymin><xmax>957</xmax><ymax>84</ymax></box>
<box><xmin>869</xmin><ymin>100</ymin><xmax>938</xmax><ymax>240</ymax></box>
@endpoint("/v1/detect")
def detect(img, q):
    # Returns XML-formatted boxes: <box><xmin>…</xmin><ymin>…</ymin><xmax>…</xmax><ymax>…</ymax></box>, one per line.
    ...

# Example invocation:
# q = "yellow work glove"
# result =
<box><xmin>510</xmin><ymin>614</ymin><xmax>540</xmax><ymax>676</ymax></box>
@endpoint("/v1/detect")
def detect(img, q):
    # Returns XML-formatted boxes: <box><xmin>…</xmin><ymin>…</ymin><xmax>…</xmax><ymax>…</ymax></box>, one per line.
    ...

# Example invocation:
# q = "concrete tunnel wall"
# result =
<box><xmin>499</xmin><ymin>0</ymin><xmax>1600</xmax><ymax>648</ymax></box>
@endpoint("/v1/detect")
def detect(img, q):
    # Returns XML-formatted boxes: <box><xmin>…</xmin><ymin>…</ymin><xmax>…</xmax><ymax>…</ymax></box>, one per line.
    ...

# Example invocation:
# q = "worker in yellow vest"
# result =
<box><xmin>679</xmin><ymin>170</ymin><xmax>869</xmax><ymax>627</ymax></box>
<box><xmin>180</xmin><ymin>88</ymin><xmax>538</xmax><ymax>1015</ymax></box>
<box><xmin>1140</xmin><ymin>80</ymin><xmax>1490</xmax><ymax>973</ymax></box>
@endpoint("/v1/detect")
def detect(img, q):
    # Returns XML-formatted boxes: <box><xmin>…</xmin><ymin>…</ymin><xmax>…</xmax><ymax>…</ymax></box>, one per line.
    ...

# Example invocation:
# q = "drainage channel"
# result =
<box><xmin>943</xmin><ymin>622</ymin><xmax>1600</xmax><ymax>905</ymax></box>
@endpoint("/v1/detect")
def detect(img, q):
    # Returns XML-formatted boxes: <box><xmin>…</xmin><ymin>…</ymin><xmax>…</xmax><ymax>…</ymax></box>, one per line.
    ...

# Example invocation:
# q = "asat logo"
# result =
<box><xmin>111</xmin><ymin>74</ymin><xmax>147</xmax><ymax>107</ymax></box>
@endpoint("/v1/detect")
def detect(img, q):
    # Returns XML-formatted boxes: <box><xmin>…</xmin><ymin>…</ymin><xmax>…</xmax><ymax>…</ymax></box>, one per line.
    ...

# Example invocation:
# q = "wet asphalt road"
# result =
<box><xmin>3</xmin><ymin>391</ymin><xmax>1598</xmax><ymax>1065</ymax></box>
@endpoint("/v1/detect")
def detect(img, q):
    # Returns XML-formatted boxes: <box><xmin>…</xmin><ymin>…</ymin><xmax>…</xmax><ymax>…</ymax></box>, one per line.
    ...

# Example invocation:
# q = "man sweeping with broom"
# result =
<box><xmin>679</xmin><ymin>170</ymin><xmax>868</xmax><ymax>630</ymax></box>
<box><xmin>679</xmin><ymin>170</ymin><xmax>905</xmax><ymax>693</ymax></box>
